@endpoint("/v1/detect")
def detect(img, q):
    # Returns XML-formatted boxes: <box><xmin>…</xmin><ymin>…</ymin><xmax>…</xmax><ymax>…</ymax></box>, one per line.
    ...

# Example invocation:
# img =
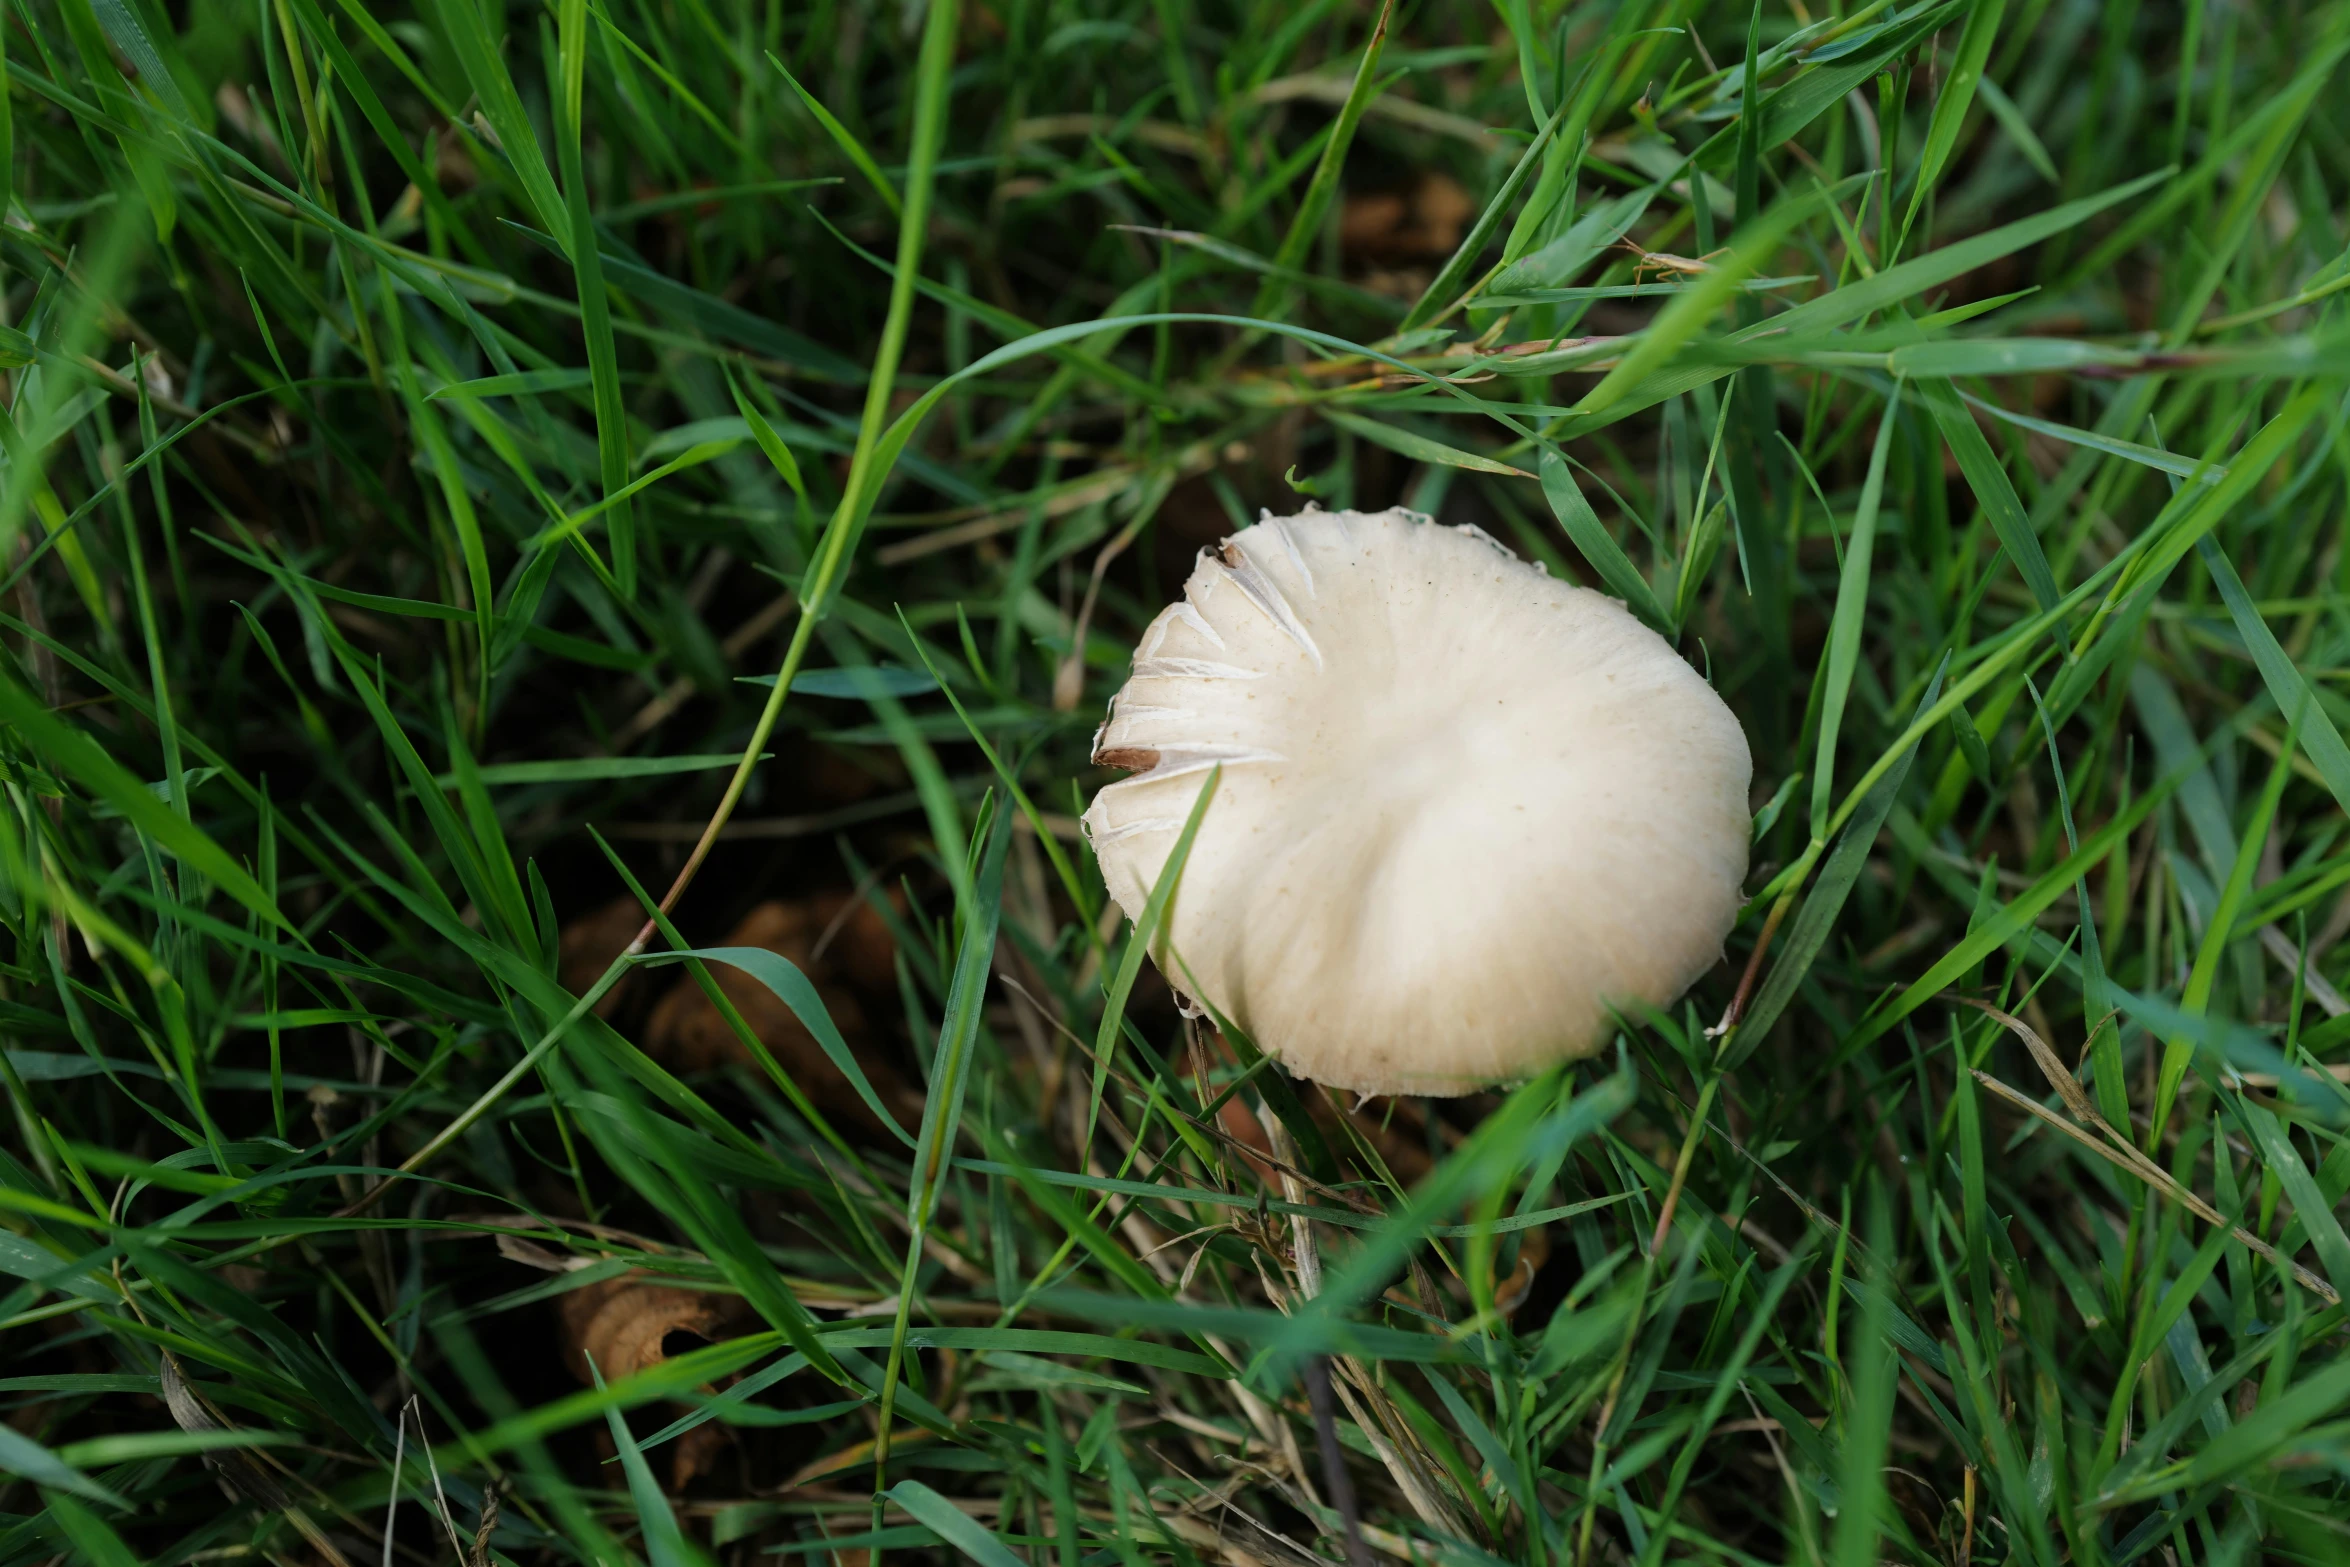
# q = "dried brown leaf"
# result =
<box><xmin>808</xmin><ymin>888</ymin><xmax>902</xmax><ymax>993</ymax></box>
<box><xmin>1494</xmin><ymin>1225</ymin><xmax>1549</xmax><ymax>1320</ymax></box>
<box><xmin>540</xmin><ymin>1264</ymin><xmax>756</xmax><ymax>1494</ymax></box>
<box><xmin>555</xmin><ymin>1272</ymin><xmax>750</xmax><ymax>1384</ymax></box>
<box><xmin>671</xmin><ymin>1420</ymin><xmax>732</xmax><ymax>1492</ymax></box>
<box><xmin>645</xmin><ymin>897</ymin><xmax>918</xmax><ymax>1135</ymax></box>
<box><xmin>1339</xmin><ymin>172</ymin><xmax>1475</xmax><ymax>263</ymax></box>
<box><xmin>559</xmin><ymin>895</ymin><xmax>647</xmax><ymax>1014</ymax></box>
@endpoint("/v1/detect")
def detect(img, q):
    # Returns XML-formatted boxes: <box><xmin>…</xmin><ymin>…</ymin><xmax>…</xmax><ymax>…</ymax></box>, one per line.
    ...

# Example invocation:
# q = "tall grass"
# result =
<box><xmin>2</xmin><ymin>0</ymin><xmax>2349</xmax><ymax>1563</ymax></box>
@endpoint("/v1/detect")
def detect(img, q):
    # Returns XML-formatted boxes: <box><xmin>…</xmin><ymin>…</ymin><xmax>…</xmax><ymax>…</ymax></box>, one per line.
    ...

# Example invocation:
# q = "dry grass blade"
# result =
<box><xmin>1970</xmin><ymin>1071</ymin><xmax>2337</xmax><ymax>1303</ymax></box>
<box><xmin>1262</xmin><ymin>1119</ymin><xmax>1471</xmax><ymax>1544</ymax></box>
<box><xmin>469</xmin><ymin>1479</ymin><xmax>501</xmax><ymax>1567</ymax></box>
<box><xmin>157</xmin><ymin>1354</ymin><xmax>293</xmax><ymax>1511</ymax></box>
<box><xmin>158</xmin><ymin>1357</ymin><xmax>358</xmax><ymax>1567</ymax></box>
<box><xmin>1960</xmin><ymin>1000</ymin><xmax>2105</xmax><ymax>1127</ymax></box>
<box><xmin>2257</xmin><ymin>925</ymin><xmax>2349</xmax><ymax>1016</ymax></box>
<box><xmin>2234</xmin><ymin>1062</ymin><xmax>2350</xmax><ymax>1088</ymax></box>
<box><xmin>609</xmin><ymin>587</ymin><xmax>798</xmax><ymax>749</ymax></box>
<box><xmin>1964</xmin><ymin>1001</ymin><xmax>2338</xmax><ymax>1301</ymax></box>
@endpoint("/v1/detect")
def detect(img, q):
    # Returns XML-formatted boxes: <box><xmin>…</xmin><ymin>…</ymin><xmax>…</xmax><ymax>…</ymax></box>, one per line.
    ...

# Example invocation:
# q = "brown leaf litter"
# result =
<box><xmin>642</xmin><ymin>894</ymin><xmax>922</xmax><ymax>1137</ymax></box>
<box><xmin>1339</xmin><ymin>171</ymin><xmax>1476</xmax><ymax>263</ymax></box>
<box><xmin>559</xmin><ymin>894</ymin><xmax>650</xmax><ymax>1015</ymax></box>
<box><xmin>554</xmin><ymin>1270</ymin><xmax>755</xmax><ymax>1489</ymax></box>
<box><xmin>559</xmin><ymin>889</ymin><xmax>921</xmax><ymax>1139</ymax></box>
<box><xmin>556</xmin><ymin>1272</ymin><xmax>750</xmax><ymax>1385</ymax></box>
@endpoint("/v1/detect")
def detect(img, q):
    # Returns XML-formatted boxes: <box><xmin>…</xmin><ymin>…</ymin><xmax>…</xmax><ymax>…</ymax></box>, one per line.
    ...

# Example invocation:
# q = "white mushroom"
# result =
<box><xmin>1081</xmin><ymin>506</ymin><xmax>1753</xmax><ymax>1097</ymax></box>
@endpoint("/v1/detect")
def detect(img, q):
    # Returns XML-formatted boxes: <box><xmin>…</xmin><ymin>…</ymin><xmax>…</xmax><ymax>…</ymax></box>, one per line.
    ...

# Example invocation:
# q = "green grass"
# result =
<box><xmin>2</xmin><ymin>0</ymin><xmax>2349</xmax><ymax>1562</ymax></box>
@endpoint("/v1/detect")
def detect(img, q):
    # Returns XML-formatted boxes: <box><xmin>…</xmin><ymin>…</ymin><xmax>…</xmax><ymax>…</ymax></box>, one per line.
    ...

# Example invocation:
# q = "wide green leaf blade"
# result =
<box><xmin>1539</xmin><ymin>448</ymin><xmax>1667</xmax><ymax>629</ymax></box>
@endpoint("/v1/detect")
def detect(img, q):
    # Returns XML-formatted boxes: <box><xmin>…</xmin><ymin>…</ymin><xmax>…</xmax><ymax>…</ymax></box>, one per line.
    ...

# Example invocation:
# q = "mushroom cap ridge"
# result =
<box><xmin>1082</xmin><ymin>506</ymin><xmax>1753</xmax><ymax>1097</ymax></box>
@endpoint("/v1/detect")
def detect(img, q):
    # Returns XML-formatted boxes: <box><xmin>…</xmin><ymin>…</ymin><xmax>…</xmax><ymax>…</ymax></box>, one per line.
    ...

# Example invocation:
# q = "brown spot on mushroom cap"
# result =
<box><xmin>1093</xmin><ymin>746</ymin><xmax>1162</xmax><ymax>772</ymax></box>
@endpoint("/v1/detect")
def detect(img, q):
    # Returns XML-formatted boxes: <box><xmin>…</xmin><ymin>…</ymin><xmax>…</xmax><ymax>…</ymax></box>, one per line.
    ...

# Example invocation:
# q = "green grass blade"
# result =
<box><xmin>1732</xmin><ymin>659</ymin><xmax>1947</xmax><ymax>1062</ymax></box>
<box><xmin>1251</xmin><ymin>1</ymin><xmax>1393</xmax><ymax>319</ymax></box>
<box><xmin>0</xmin><ymin>1425</ymin><xmax>128</xmax><ymax>1507</ymax></box>
<box><xmin>890</xmin><ymin>1479</ymin><xmax>1032</xmax><ymax>1567</ymax></box>
<box><xmin>1539</xmin><ymin>448</ymin><xmax>1667</xmax><ymax>629</ymax></box>
<box><xmin>1900</xmin><ymin>0</ymin><xmax>2006</xmax><ymax>241</ymax></box>
<box><xmin>589</xmin><ymin>1355</ymin><xmax>707</xmax><ymax>1567</ymax></box>
<box><xmin>39</xmin><ymin>1492</ymin><xmax>142</xmax><ymax>1564</ymax></box>
<box><xmin>0</xmin><ymin>672</ymin><xmax>284</xmax><ymax>931</ymax></box>
<box><xmin>1918</xmin><ymin>374</ymin><xmax>2060</xmax><ymax>617</ymax></box>
<box><xmin>556</xmin><ymin>0</ymin><xmax>635</xmax><ymax>595</ymax></box>
<box><xmin>875</xmin><ymin>797</ymin><xmax>1013</xmax><ymax>1474</ymax></box>
<box><xmin>1401</xmin><ymin>97</ymin><xmax>1567</xmax><ymax>330</ymax></box>
<box><xmin>422</xmin><ymin>0</ymin><xmax>567</xmax><ymax>242</ymax></box>
<box><xmin>2199</xmin><ymin>537</ymin><xmax>2350</xmax><ymax>815</ymax></box>
<box><xmin>645</xmin><ymin>946</ymin><xmax>914</xmax><ymax>1145</ymax></box>
<box><xmin>1323</xmin><ymin>409</ymin><xmax>1530</xmax><ymax>476</ymax></box>
<box><xmin>1575</xmin><ymin>186</ymin><xmax>1828</xmax><ymax>420</ymax></box>
<box><xmin>1843</xmin><ymin>771</ymin><xmax>2176</xmax><ymax>1058</ymax></box>
<box><xmin>2155</xmin><ymin>715</ymin><xmax>2297</xmax><ymax>1138</ymax></box>
<box><xmin>1829</xmin><ymin>1193</ymin><xmax>1896</xmax><ymax>1567</ymax></box>
<box><xmin>770</xmin><ymin>52</ymin><xmax>902</xmax><ymax>217</ymax></box>
<box><xmin>1809</xmin><ymin>386</ymin><xmax>1901</xmax><ymax>838</ymax></box>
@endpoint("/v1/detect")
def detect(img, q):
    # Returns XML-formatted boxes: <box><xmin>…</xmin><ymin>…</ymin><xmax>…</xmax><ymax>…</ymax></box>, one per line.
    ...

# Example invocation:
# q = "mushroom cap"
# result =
<box><xmin>1081</xmin><ymin>506</ymin><xmax>1752</xmax><ymax>1097</ymax></box>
